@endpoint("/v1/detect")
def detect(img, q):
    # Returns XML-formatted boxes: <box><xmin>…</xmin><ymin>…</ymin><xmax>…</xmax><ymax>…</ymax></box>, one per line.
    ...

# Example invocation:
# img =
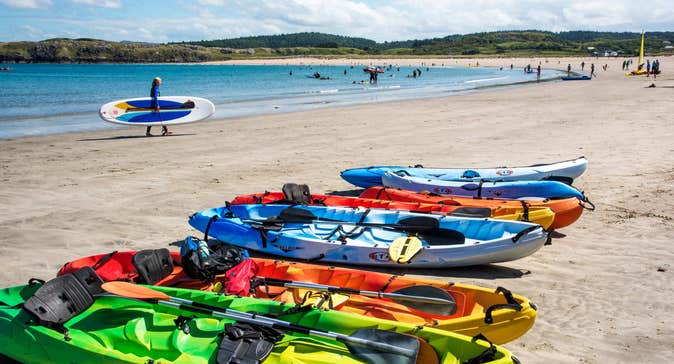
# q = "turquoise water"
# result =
<box><xmin>0</xmin><ymin>63</ymin><xmax>563</xmax><ymax>138</ymax></box>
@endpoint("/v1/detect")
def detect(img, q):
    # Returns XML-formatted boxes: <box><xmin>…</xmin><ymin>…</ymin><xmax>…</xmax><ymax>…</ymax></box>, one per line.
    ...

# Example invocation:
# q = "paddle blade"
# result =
<box><xmin>347</xmin><ymin>328</ymin><xmax>419</xmax><ymax>364</ymax></box>
<box><xmin>101</xmin><ymin>281</ymin><xmax>170</xmax><ymax>300</ymax></box>
<box><xmin>389</xmin><ymin>236</ymin><xmax>423</xmax><ymax>264</ymax></box>
<box><xmin>449</xmin><ymin>207</ymin><xmax>492</xmax><ymax>218</ymax></box>
<box><xmin>393</xmin><ymin>286</ymin><xmax>456</xmax><ymax>316</ymax></box>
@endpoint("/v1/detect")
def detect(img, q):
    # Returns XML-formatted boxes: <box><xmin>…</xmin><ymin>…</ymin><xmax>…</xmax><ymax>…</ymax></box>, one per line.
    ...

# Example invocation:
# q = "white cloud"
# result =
<box><xmin>0</xmin><ymin>0</ymin><xmax>51</xmax><ymax>9</ymax></box>
<box><xmin>2</xmin><ymin>0</ymin><xmax>673</xmax><ymax>43</ymax></box>
<box><xmin>69</xmin><ymin>0</ymin><xmax>122</xmax><ymax>8</ymax></box>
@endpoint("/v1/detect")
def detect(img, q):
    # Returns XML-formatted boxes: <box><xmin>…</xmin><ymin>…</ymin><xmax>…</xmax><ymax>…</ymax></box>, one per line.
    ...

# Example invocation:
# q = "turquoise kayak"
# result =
<box><xmin>188</xmin><ymin>204</ymin><xmax>548</xmax><ymax>268</ymax></box>
<box><xmin>340</xmin><ymin>156</ymin><xmax>587</xmax><ymax>188</ymax></box>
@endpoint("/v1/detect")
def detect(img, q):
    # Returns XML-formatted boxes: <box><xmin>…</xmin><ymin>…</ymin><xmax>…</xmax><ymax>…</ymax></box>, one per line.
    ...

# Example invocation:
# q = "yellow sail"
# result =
<box><xmin>638</xmin><ymin>31</ymin><xmax>644</xmax><ymax>68</ymax></box>
<box><xmin>626</xmin><ymin>31</ymin><xmax>647</xmax><ymax>76</ymax></box>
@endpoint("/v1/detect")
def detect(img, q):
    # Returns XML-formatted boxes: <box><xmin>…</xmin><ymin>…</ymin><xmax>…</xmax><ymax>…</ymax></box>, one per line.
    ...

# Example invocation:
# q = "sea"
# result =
<box><xmin>0</xmin><ymin>63</ymin><xmax>565</xmax><ymax>138</ymax></box>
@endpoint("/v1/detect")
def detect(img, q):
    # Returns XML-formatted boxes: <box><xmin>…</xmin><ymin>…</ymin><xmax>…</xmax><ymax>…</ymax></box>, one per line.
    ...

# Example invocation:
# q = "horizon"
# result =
<box><xmin>1</xmin><ymin>0</ymin><xmax>673</xmax><ymax>43</ymax></box>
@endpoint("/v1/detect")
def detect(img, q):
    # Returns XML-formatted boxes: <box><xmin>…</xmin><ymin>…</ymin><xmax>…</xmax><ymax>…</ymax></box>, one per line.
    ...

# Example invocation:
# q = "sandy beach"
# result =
<box><xmin>1</xmin><ymin>56</ymin><xmax>673</xmax><ymax>363</ymax></box>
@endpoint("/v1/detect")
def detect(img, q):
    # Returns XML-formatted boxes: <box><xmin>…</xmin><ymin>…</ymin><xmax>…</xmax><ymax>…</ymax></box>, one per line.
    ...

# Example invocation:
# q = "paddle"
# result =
<box><xmin>252</xmin><ymin>276</ymin><xmax>457</xmax><ymax>316</ymax></box>
<box><xmin>101</xmin><ymin>281</ymin><xmax>423</xmax><ymax>364</ymax></box>
<box><xmin>245</xmin><ymin>206</ymin><xmax>466</xmax><ymax>245</ymax></box>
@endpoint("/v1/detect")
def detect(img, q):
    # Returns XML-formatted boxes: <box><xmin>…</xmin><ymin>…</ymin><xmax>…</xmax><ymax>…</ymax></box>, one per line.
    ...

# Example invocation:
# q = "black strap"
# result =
<box><xmin>204</xmin><ymin>215</ymin><xmax>219</xmax><ymax>243</ymax></box>
<box><xmin>579</xmin><ymin>196</ymin><xmax>596</xmax><ymax>211</ymax></box>
<box><xmin>484</xmin><ymin>286</ymin><xmax>522</xmax><ymax>324</ymax></box>
<box><xmin>511</xmin><ymin>225</ymin><xmax>540</xmax><ymax>243</ymax></box>
<box><xmin>518</xmin><ymin>200</ymin><xmax>530</xmax><ymax>222</ymax></box>
<box><xmin>91</xmin><ymin>251</ymin><xmax>118</xmax><ymax>271</ymax></box>
<box><xmin>463</xmin><ymin>334</ymin><xmax>497</xmax><ymax>364</ymax></box>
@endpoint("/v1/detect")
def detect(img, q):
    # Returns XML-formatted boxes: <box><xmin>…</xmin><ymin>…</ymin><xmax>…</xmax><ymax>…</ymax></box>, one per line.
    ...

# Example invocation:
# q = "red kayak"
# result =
<box><xmin>229</xmin><ymin>183</ymin><xmax>556</xmax><ymax>228</ymax></box>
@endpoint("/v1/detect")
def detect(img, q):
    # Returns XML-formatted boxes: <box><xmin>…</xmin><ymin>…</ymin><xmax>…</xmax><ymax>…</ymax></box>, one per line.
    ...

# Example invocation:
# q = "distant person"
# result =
<box><xmin>369</xmin><ymin>71</ymin><xmax>375</xmax><ymax>83</ymax></box>
<box><xmin>313</xmin><ymin>72</ymin><xmax>321</xmax><ymax>79</ymax></box>
<box><xmin>536</xmin><ymin>64</ymin><xmax>541</xmax><ymax>81</ymax></box>
<box><xmin>567</xmin><ymin>64</ymin><xmax>571</xmax><ymax>75</ymax></box>
<box><xmin>146</xmin><ymin>77</ymin><xmax>169</xmax><ymax>137</ymax></box>
<box><xmin>581</xmin><ymin>61</ymin><xmax>585</xmax><ymax>71</ymax></box>
<box><xmin>646</xmin><ymin>60</ymin><xmax>651</xmax><ymax>77</ymax></box>
<box><xmin>412</xmin><ymin>69</ymin><xmax>417</xmax><ymax>78</ymax></box>
<box><xmin>590</xmin><ymin>63</ymin><xmax>596</xmax><ymax>77</ymax></box>
<box><xmin>344</xmin><ymin>69</ymin><xmax>347</xmax><ymax>75</ymax></box>
<box><xmin>417</xmin><ymin>68</ymin><xmax>422</xmax><ymax>76</ymax></box>
<box><xmin>510</xmin><ymin>63</ymin><xmax>513</xmax><ymax>70</ymax></box>
<box><xmin>289</xmin><ymin>70</ymin><xmax>293</xmax><ymax>76</ymax></box>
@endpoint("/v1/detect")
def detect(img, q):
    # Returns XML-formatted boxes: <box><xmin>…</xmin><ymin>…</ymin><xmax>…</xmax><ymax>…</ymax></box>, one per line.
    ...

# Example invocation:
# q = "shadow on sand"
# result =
<box><xmin>78</xmin><ymin>133</ymin><xmax>195</xmax><ymax>142</ymax></box>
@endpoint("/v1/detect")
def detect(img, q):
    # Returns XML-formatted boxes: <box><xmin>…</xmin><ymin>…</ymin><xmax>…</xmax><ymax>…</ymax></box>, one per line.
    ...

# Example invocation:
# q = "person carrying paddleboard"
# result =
<box><xmin>146</xmin><ymin>77</ymin><xmax>170</xmax><ymax>136</ymax></box>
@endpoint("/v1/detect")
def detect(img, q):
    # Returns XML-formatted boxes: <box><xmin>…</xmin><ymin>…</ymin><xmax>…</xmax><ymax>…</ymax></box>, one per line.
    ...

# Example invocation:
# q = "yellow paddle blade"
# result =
<box><xmin>101</xmin><ymin>281</ymin><xmax>170</xmax><ymax>300</ymax></box>
<box><xmin>389</xmin><ymin>236</ymin><xmax>423</xmax><ymax>264</ymax></box>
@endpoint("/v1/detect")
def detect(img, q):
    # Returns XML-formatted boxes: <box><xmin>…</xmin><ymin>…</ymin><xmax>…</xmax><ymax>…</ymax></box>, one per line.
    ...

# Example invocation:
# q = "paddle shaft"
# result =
<box><xmin>159</xmin><ymin>296</ymin><xmax>416</xmax><ymax>357</ymax></box>
<box><xmin>256</xmin><ymin>277</ymin><xmax>451</xmax><ymax>305</ymax></box>
<box><xmin>241</xmin><ymin>217</ymin><xmax>464</xmax><ymax>243</ymax></box>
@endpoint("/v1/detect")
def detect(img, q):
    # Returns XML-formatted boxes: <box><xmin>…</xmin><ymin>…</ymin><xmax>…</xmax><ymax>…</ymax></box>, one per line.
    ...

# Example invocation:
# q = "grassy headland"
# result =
<box><xmin>1</xmin><ymin>30</ymin><xmax>673</xmax><ymax>63</ymax></box>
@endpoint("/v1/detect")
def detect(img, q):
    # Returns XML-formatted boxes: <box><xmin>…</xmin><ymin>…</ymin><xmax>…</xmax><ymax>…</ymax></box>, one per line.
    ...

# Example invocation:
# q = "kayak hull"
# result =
<box><xmin>189</xmin><ymin>204</ymin><xmax>548</xmax><ymax>268</ymax></box>
<box><xmin>361</xmin><ymin>187</ymin><xmax>584</xmax><ymax>230</ymax></box>
<box><xmin>231</xmin><ymin>190</ymin><xmax>555</xmax><ymax>229</ymax></box>
<box><xmin>59</xmin><ymin>251</ymin><xmax>537</xmax><ymax>344</ymax></box>
<box><xmin>382</xmin><ymin>172</ymin><xmax>586</xmax><ymax>200</ymax></box>
<box><xmin>0</xmin><ymin>282</ymin><xmax>517</xmax><ymax>363</ymax></box>
<box><xmin>340</xmin><ymin>156</ymin><xmax>588</xmax><ymax>188</ymax></box>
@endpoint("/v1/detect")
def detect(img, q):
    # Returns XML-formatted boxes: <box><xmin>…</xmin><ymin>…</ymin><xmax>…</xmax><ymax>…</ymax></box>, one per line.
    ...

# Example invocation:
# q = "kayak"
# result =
<box><xmin>189</xmin><ymin>204</ymin><xmax>548</xmax><ymax>268</ymax></box>
<box><xmin>230</xmin><ymin>184</ymin><xmax>555</xmax><ymax>229</ymax></box>
<box><xmin>340</xmin><ymin>156</ymin><xmax>587</xmax><ymax>188</ymax></box>
<box><xmin>59</xmin><ymin>250</ymin><xmax>538</xmax><ymax>344</ymax></box>
<box><xmin>0</xmin><ymin>273</ymin><xmax>518</xmax><ymax>363</ymax></box>
<box><xmin>382</xmin><ymin>171</ymin><xmax>587</xmax><ymax>200</ymax></box>
<box><xmin>362</xmin><ymin>187</ymin><xmax>589</xmax><ymax>230</ymax></box>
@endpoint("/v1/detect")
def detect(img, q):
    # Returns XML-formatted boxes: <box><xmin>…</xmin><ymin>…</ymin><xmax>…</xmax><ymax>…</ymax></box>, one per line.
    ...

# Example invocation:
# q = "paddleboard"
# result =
<box><xmin>99</xmin><ymin>96</ymin><xmax>215</xmax><ymax>126</ymax></box>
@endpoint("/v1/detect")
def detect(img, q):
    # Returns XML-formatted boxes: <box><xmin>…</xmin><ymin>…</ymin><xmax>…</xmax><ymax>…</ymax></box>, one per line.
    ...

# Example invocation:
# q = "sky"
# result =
<box><xmin>1</xmin><ymin>0</ymin><xmax>673</xmax><ymax>43</ymax></box>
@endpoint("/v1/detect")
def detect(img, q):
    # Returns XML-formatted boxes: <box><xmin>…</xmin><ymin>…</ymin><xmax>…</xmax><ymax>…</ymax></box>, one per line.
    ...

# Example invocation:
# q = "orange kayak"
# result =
<box><xmin>59</xmin><ymin>250</ymin><xmax>537</xmax><ymax>344</ymax></box>
<box><xmin>231</xmin><ymin>189</ymin><xmax>555</xmax><ymax>229</ymax></box>
<box><xmin>361</xmin><ymin>187</ymin><xmax>588</xmax><ymax>229</ymax></box>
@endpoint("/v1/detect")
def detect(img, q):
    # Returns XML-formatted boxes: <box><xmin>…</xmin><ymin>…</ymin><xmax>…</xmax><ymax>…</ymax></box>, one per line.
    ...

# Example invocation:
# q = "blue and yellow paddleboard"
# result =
<box><xmin>99</xmin><ymin>96</ymin><xmax>215</xmax><ymax>126</ymax></box>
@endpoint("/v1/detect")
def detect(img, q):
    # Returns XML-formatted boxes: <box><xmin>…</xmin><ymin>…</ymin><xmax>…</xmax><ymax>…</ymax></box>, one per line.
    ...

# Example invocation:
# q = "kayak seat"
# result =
<box><xmin>282</xmin><ymin>183</ymin><xmax>312</xmax><ymax>205</ymax></box>
<box><xmin>132</xmin><ymin>249</ymin><xmax>174</xmax><ymax>285</ymax></box>
<box><xmin>23</xmin><ymin>267</ymin><xmax>103</xmax><ymax>327</ymax></box>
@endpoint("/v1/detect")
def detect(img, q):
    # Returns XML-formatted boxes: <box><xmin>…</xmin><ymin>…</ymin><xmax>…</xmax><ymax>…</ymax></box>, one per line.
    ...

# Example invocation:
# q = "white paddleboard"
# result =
<box><xmin>99</xmin><ymin>96</ymin><xmax>215</xmax><ymax>126</ymax></box>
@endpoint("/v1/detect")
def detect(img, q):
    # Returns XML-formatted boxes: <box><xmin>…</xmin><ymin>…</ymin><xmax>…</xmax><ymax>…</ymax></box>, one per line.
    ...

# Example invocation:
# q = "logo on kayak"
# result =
<box><xmin>496</xmin><ymin>169</ymin><xmax>513</xmax><ymax>176</ymax></box>
<box><xmin>273</xmin><ymin>243</ymin><xmax>302</xmax><ymax>253</ymax></box>
<box><xmin>432</xmin><ymin>187</ymin><xmax>452</xmax><ymax>194</ymax></box>
<box><xmin>369</xmin><ymin>252</ymin><xmax>390</xmax><ymax>262</ymax></box>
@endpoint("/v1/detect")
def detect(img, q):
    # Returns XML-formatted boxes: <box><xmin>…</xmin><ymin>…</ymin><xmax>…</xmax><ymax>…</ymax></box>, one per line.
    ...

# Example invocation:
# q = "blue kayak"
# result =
<box><xmin>189</xmin><ymin>204</ymin><xmax>548</xmax><ymax>268</ymax></box>
<box><xmin>382</xmin><ymin>172</ymin><xmax>586</xmax><ymax>200</ymax></box>
<box><xmin>340</xmin><ymin>157</ymin><xmax>587</xmax><ymax>188</ymax></box>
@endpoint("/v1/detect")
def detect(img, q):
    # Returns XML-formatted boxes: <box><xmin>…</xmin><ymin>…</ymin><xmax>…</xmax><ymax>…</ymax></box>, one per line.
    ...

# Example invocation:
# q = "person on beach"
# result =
<box><xmin>536</xmin><ymin>64</ymin><xmax>541</xmax><ymax>81</ymax></box>
<box><xmin>567</xmin><ymin>64</ymin><xmax>571</xmax><ymax>75</ymax></box>
<box><xmin>581</xmin><ymin>61</ymin><xmax>585</xmax><ymax>71</ymax></box>
<box><xmin>146</xmin><ymin>77</ymin><xmax>169</xmax><ymax>137</ymax></box>
<box><xmin>590</xmin><ymin>64</ymin><xmax>596</xmax><ymax>77</ymax></box>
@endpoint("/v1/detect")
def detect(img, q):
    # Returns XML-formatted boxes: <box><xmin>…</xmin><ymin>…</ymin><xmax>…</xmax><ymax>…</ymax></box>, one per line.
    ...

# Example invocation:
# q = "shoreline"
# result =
<box><xmin>1</xmin><ymin>56</ymin><xmax>673</xmax><ymax>362</ymax></box>
<box><xmin>0</xmin><ymin>63</ymin><xmax>566</xmax><ymax>140</ymax></box>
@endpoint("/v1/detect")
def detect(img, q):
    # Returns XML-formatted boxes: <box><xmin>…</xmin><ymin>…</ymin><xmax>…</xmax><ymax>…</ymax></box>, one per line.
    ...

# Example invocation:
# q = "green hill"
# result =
<box><xmin>1</xmin><ymin>30</ymin><xmax>673</xmax><ymax>63</ymax></box>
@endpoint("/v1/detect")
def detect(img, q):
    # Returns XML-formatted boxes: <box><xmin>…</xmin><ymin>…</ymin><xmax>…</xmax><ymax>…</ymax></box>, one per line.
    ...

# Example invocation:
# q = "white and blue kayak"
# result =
<box><xmin>99</xmin><ymin>96</ymin><xmax>215</xmax><ymax>126</ymax></box>
<box><xmin>382</xmin><ymin>171</ymin><xmax>587</xmax><ymax>200</ymax></box>
<box><xmin>340</xmin><ymin>156</ymin><xmax>587</xmax><ymax>188</ymax></box>
<box><xmin>189</xmin><ymin>204</ymin><xmax>548</xmax><ymax>268</ymax></box>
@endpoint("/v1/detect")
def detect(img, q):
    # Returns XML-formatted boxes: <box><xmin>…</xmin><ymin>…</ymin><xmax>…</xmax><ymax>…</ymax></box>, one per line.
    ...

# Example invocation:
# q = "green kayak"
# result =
<box><xmin>0</xmin><ymin>270</ymin><xmax>517</xmax><ymax>364</ymax></box>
